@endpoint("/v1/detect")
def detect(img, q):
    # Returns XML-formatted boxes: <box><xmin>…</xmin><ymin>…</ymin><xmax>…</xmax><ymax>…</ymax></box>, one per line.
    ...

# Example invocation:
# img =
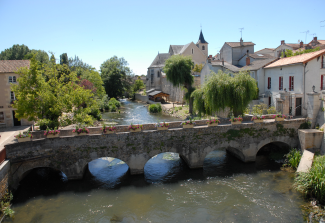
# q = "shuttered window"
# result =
<box><xmin>321</xmin><ymin>75</ymin><xmax>325</xmax><ymax>90</ymax></box>
<box><xmin>268</xmin><ymin>77</ymin><xmax>271</xmax><ymax>89</ymax></box>
<box><xmin>289</xmin><ymin>76</ymin><xmax>294</xmax><ymax>91</ymax></box>
<box><xmin>322</xmin><ymin>55</ymin><xmax>325</xmax><ymax>68</ymax></box>
<box><xmin>279</xmin><ymin>76</ymin><xmax>283</xmax><ymax>90</ymax></box>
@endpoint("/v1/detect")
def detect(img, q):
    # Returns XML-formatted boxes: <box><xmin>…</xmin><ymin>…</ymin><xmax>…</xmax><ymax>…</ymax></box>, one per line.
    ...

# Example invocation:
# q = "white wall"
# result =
<box><xmin>220</xmin><ymin>44</ymin><xmax>232</xmax><ymax>64</ymax></box>
<box><xmin>232</xmin><ymin>45</ymin><xmax>254</xmax><ymax>65</ymax></box>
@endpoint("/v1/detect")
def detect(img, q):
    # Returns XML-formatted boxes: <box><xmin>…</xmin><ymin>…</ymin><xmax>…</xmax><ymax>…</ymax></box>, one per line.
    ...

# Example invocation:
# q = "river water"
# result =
<box><xmin>5</xmin><ymin>100</ymin><xmax>307</xmax><ymax>222</ymax></box>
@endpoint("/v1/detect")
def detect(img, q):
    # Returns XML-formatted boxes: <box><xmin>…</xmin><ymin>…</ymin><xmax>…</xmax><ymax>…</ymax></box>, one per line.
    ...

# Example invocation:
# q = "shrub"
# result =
<box><xmin>299</xmin><ymin>121</ymin><xmax>311</xmax><ymax>129</ymax></box>
<box><xmin>110</xmin><ymin>105</ymin><xmax>117</xmax><ymax>112</ymax></box>
<box><xmin>267</xmin><ymin>106</ymin><xmax>277</xmax><ymax>114</ymax></box>
<box><xmin>294</xmin><ymin>155</ymin><xmax>325</xmax><ymax>204</ymax></box>
<box><xmin>149</xmin><ymin>104</ymin><xmax>162</xmax><ymax>113</ymax></box>
<box><xmin>108</xmin><ymin>98</ymin><xmax>121</xmax><ymax>108</ymax></box>
<box><xmin>37</xmin><ymin>119</ymin><xmax>59</xmax><ymax>130</ymax></box>
<box><xmin>252</xmin><ymin>104</ymin><xmax>267</xmax><ymax>115</ymax></box>
<box><xmin>284</xmin><ymin>148</ymin><xmax>302</xmax><ymax>169</ymax></box>
<box><xmin>88</xmin><ymin>106</ymin><xmax>102</xmax><ymax>120</ymax></box>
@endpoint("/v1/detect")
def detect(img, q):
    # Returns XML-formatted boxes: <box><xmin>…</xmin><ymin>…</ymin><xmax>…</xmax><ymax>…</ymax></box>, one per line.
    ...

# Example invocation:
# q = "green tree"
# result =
<box><xmin>60</xmin><ymin>53</ymin><xmax>68</xmax><ymax>65</ymax></box>
<box><xmin>163</xmin><ymin>55</ymin><xmax>194</xmax><ymax>114</ymax></box>
<box><xmin>192</xmin><ymin>70</ymin><xmax>258</xmax><ymax>116</ymax></box>
<box><xmin>11</xmin><ymin>56</ymin><xmax>99</xmax><ymax>126</ymax></box>
<box><xmin>101</xmin><ymin>56</ymin><xmax>134</xmax><ymax>98</ymax></box>
<box><xmin>0</xmin><ymin>44</ymin><xmax>30</xmax><ymax>60</ymax></box>
<box><xmin>281</xmin><ymin>47</ymin><xmax>321</xmax><ymax>58</ymax></box>
<box><xmin>80</xmin><ymin>70</ymin><xmax>105</xmax><ymax>98</ymax></box>
<box><xmin>133</xmin><ymin>78</ymin><xmax>145</xmax><ymax>93</ymax></box>
<box><xmin>24</xmin><ymin>50</ymin><xmax>49</xmax><ymax>64</ymax></box>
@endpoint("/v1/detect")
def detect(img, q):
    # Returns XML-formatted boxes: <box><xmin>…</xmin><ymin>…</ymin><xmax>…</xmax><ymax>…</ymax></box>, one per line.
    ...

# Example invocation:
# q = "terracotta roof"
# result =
<box><xmin>285</xmin><ymin>43</ymin><xmax>306</xmax><ymax>50</ymax></box>
<box><xmin>0</xmin><ymin>60</ymin><xmax>30</xmax><ymax>73</ymax></box>
<box><xmin>225</xmin><ymin>42</ymin><xmax>255</xmax><ymax>48</ymax></box>
<box><xmin>264</xmin><ymin>49</ymin><xmax>325</xmax><ymax>68</ymax></box>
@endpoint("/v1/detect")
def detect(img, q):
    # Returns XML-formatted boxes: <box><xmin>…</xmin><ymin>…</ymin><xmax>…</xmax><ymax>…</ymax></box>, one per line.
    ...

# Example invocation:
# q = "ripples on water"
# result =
<box><xmin>6</xmin><ymin>149</ymin><xmax>305</xmax><ymax>223</ymax></box>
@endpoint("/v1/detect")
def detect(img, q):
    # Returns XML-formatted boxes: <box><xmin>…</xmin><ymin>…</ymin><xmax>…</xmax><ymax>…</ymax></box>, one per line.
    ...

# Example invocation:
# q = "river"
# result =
<box><xmin>4</xmin><ymin>100</ymin><xmax>306</xmax><ymax>222</ymax></box>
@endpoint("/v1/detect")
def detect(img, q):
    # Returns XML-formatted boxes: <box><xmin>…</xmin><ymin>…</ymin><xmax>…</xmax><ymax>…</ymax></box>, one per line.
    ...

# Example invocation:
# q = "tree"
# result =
<box><xmin>60</xmin><ymin>53</ymin><xmax>68</xmax><ymax>65</ymax></box>
<box><xmin>191</xmin><ymin>70</ymin><xmax>258</xmax><ymax>116</ymax></box>
<box><xmin>24</xmin><ymin>50</ymin><xmax>49</xmax><ymax>64</ymax></box>
<box><xmin>80</xmin><ymin>70</ymin><xmax>105</xmax><ymax>99</ymax></box>
<box><xmin>281</xmin><ymin>47</ymin><xmax>321</xmax><ymax>58</ymax></box>
<box><xmin>132</xmin><ymin>78</ymin><xmax>145</xmax><ymax>93</ymax></box>
<box><xmin>100</xmin><ymin>56</ymin><xmax>134</xmax><ymax>98</ymax></box>
<box><xmin>11</xmin><ymin>55</ymin><xmax>99</xmax><ymax>126</ymax></box>
<box><xmin>0</xmin><ymin>44</ymin><xmax>30</xmax><ymax>60</ymax></box>
<box><xmin>163</xmin><ymin>55</ymin><xmax>194</xmax><ymax>114</ymax></box>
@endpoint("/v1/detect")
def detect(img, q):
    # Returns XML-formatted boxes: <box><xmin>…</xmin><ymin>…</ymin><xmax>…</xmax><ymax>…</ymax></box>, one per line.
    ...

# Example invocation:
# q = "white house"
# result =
<box><xmin>264</xmin><ymin>49</ymin><xmax>325</xmax><ymax>116</ymax></box>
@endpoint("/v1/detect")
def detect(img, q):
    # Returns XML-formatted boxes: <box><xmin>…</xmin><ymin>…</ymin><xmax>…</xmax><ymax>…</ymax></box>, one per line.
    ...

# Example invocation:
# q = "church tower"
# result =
<box><xmin>196</xmin><ymin>30</ymin><xmax>208</xmax><ymax>57</ymax></box>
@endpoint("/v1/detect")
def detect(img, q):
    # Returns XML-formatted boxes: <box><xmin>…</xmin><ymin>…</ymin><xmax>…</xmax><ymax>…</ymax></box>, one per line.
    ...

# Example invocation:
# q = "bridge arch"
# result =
<box><xmin>256</xmin><ymin>136</ymin><xmax>298</xmax><ymax>155</ymax></box>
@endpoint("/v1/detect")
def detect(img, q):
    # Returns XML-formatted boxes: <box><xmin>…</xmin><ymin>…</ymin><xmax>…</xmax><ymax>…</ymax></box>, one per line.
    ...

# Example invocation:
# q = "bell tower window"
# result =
<box><xmin>202</xmin><ymin>46</ymin><xmax>205</xmax><ymax>50</ymax></box>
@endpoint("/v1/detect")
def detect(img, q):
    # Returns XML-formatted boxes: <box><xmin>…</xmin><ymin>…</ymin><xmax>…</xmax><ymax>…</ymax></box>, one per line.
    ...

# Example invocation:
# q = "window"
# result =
<box><xmin>0</xmin><ymin>112</ymin><xmax>4</xmax><ymax>123</ymax></box>
<box><xmin>10</xmin><ymin>91</ymin><xmax>15</xmax><ymax>101</ymax></box>
<box><xmin>202</xmin><ymin>46</ymin><xmax>205</xmax><ymax>50</ymax></box>
<box><xmin>157</xmin><ymin>71</ymin><xmax>160</xmax><ymax>78</ymax></box>
<box><xmin>150</xmin><ymin>69</ymin><xmax>154</xmax><ymax>84</ymax></box>
<box><xmin>9</xmin><ymin>76</ymin><xmax>16</xmax><ymax>83</ymax></box>
<box><xmin>267</xmin><ymin>77</ymin><xmax>271</xmax><ymax>89</ymax></box>
<box><xmin>279</xmin><ymin>76</ymin><xmax>283</xmax><ymax>90</ymax></box>
<box><xmin>321</xmin><ymin>75</ymin><xmax>325</xmax><ymax>90</ymax></box>
<box><xmin>289</xmin><ymin>76</ymin><xmax>294</xmax><ymax>91</ymax></box>
<box><xmin>322</xmin><ymin>55</ymin><xmax>325</xmax><ymax>68</ymax></box>
<box><xmin>192</xmin><ymin>49</ymin><xmax>194</xmax><ymax>54</ymax></box>
<box><xmin>250</xmin><ymin>71</ymin><xmax>255</xmax><ymax>79</ymax></box>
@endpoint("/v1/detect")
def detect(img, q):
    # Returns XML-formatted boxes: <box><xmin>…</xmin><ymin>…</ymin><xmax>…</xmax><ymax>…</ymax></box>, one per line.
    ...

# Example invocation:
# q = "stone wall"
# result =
<box><xmin>135</xmin><ymin>94</ymin><xmax>147</xmax><ymax>103</ymax></box>
<box><xmin>0</xmin><ymin>161</ymin><xmax>10</xmax><ymax>199</ymax></box>
<box><xmin>6</xmin><ymin>119</ymin><xmax>305</xmax><ymax>189</ymax></box>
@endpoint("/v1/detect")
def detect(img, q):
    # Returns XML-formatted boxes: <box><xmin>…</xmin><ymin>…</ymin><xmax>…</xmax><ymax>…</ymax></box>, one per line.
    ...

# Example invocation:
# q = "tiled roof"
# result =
<box><xmin>210</xmin><ymin>61</ymin><xmax>240</xmax><ymax>72</ymax></box>
<box><xmin>197</xmin><ymin>30</ymin><xmax>208</xmax><ymax>44</ymax></box>
<box><xmin>149</xmin><ymin>53</ymin><xmax>171</xmax><ymax>68</ymax></box>
<box><xmin>255</xmin><ymin>48</ymin><xmax>275</xmax><ymax>53</ymax></box>
<box><xmin>249</xmin><ymin>53</ymin><xmax>276</xmax><ymax>59</ymax></box>
<box><xmin>285</xmin><ymin>43</ymin><xmax>305</xmax><ymax>50</ymax></box>
<box><xmin>225</xmin><ymin>42</ymin><xmax>255</xmax><ymax>48</ymax></box>
<box><xmin>264</xmin><ymin>49</ymin><xmax>325</xmax><ymax>68</ymax></box>
<box><xmin>179</xmin><ymin>43</ymin><xmax>191</xmax><ymax>54</ymax></box>
<box><xmin>170</xmin><ymin>45</ymin><xmax>184</xmax><ymax>55</ymax></box>
<box><xmin>0</xmin><ymin>60</ymin><xmax>30</xmax><ymax>73</ymax></box>
<box><xmin>240</xmin><ymin>58</ymin><xmax>277</xmax><ymax>71</ymax></box>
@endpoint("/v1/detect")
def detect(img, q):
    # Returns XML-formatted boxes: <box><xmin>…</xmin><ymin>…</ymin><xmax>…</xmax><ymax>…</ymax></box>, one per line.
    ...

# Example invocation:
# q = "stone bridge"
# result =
<box><xmin>5</xmin><ymin>118</ymin><xmax>306</xmax><ymax>189</ymax></box>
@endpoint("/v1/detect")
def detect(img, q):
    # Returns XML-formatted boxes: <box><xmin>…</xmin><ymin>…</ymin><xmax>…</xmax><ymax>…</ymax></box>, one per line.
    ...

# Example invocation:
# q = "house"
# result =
<box><xmin>219</xmin><ymin>38</ymin><xmax>255</xmax><ymax>66</ymax></box>
<box><xmin>0</xmin><ymin>60</ymin><xmax>34</xmax><ymax>127</ymax></box>
<box><xmin>274</xmin><ymin>40</ymin><xmax>306</xmax><ymax>58</ymax></box>
<box><xmin>264</xmin><ymin>49</ymin><xmax>325</xmax><ymax>116</ymax></box>
<box><xmin>146</xmin><ymin>30</ymin><xmax>208</xmax><ymax>102</ymax></box>
<box><xmin>255</xmin><ymin>48</ymin><xmax>275</xmax><ymax>56</ymax></box>
<box><xmin>309</xmin><ymin>37</ymin><xmax>325</xmax><ymax>47</ymax></box>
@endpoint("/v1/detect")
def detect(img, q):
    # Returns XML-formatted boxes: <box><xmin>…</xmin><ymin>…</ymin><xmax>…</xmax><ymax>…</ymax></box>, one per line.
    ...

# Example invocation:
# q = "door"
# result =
<box><xmin>12</xmin><ymin>111</ymin><xmax>21</xmax><ymax>126</ymax></box>
<box><xmin>268</xmin><ymin>97</ymin><xmax>271</xmax><ymax>107</ymax></box>
<box><xmin>295</xmin><ymin>98</ymin><xmax>302</xmax><ymax>116</ymax></box>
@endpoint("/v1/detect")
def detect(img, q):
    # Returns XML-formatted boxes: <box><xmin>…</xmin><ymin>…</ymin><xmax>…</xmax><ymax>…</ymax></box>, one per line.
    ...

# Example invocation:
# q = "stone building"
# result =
<box><xmin>146</xmin><ymin>30</ymin><xmax>208</xmax><ymax>103</ymax></box>
<box><xmin>0</xmin><ymin>60</ymin><xmax>34</xmax><ymax>128</ymax></box>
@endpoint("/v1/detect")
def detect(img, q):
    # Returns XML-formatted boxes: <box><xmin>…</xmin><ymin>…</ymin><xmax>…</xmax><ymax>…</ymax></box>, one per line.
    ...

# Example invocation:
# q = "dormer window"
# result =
<box><xmin>202</xmin><ymin>46</ymin><xmax>205</xmax><ymax>50</ymax></box>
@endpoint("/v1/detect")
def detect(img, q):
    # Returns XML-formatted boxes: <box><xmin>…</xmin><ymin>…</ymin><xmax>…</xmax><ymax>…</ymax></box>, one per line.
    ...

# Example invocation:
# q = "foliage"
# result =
<box><xmin>108</xmin><ymin>98</ymin><xmax>121</xmax><ymax>108</ymax></box>
<box><xmin>299</xmin><ymin>121</ymin><xmax>311</xmax><ymax>129</ymax></box>
<box><xmin>79</xmin><ymin>79</ymin><xmax>96</xmax><ymax>94</ymax></box>
<box><xmin>192</xmin><ymin>64</ymin><xmax>203</xmax><ymax>72</ymax></box>
<box><xmin>142</xmin><ymin>89</ymin><xmax>146</xmax><ymax>96</ymax></box>
<box><xmin>24</xmin><ymin>50</ymin><xmax>49</xmax><ymax>64</ymax></box>
<box><xmin>281</xmin><ymin>47</ymin><xmax>320</xmax><ymax>58</ymax></box>
<box><xmin>128</xmin><ymin>123</ymin><xmax>143</xmax><ymax>131</ymax></box>
<box><xmin>192</xmin><ymin>88</ymin><xmax>209</xmax><ymax>117</ymax></box>
<box><xmin>163</xmin><ymin>55</ymin><xmax>194</xmax><ymax>114</ymax></box>
<box><xmin>294</xmin><ymin>155</ymin><xmax>325</xmax><ymax>204</ymax></box>
<box><xmin>68</xmin><ymin>55</ymin><xmax>92</xmax><ymax>71</ymax></box>
<box><xmin>15</xmin><ymin>130</ymin><xmax>32</xmax><ymax>139</ymax></box>
<box><xmin>60</xmin><ymin>53</ymin><xmax>68</xmax><ymax>65</ymax></box>
<box><xmin>207</xmin><ymin>117</ymin><xmax>220</xmax><ymax>124</ymax></box>
<box><xmin>230</xmin><ymin>116</ymin><xmax>243</xmax><ymax>122</ymax></box>
<box><xmin>272</xmin><ymin>114</ymin><xmax>286</xmax><ymax>118</ymax></box>
<box><xmin>155</xmin><ymin>122</ymin><xmax>169</xmax><ymax>128</ymax></box>
<box><xmin>181</xmin><ymin>118</ymin><xmax>195</xmax><ymax>125</ymax></box>
<box><xmin>101</xmin><ymin>56</ymin><xmax>134</xmax><ymax>98</ymax></box>
<box><xmin>251</xmin><ymin>115</ymin><xmax>265</xmax><ymax>121</ymax></box>
<box><xmin>149</xmin><ymin>104</ymin><xmax>162</xmax><ymax>113</ymax></box>
<box><xmin>72</xmin><ymin>125</ymin><xmax>90</xmax><ymax>134</ymax></box>
<box><xmin>252</xmin><ymin>104</ymin><xmax>267</xmax><ymax>115</ymax></box>
<box><xmin>99</xmin><ymin>95</ymin><xmax>110</xmax><ymax>112</ymax></box>
<box><xmin>132</xmin><ymin>78</ymin><xmax>145</xmax><ymax>93</ymax></box>
<box><xmin>44</xmin><ymin>127</ymin><xmax>60</xmax><ymax>136</ymax></box>
<box><xmin>37</xmin><ymin>119</ymin><xmax>59</xmax><ymax>130</ymax></box>
<box><xmin>192</xmin><ymin>70</ymin><xmax>258</xmax><ymax>116</ymax></box>
<box><xmin>267</xmin><ymin>106</ymin><xmax>277</xmax><ymax>114</ymax></box>
<box><xmin>0</xmin><ymin>191</ymin><xmax>14</xmax><ymax>219</ymax></box>
<box><xmin>101</xmin><ymin>124</ymin><xmax>116</xmax><ymax>133</ymax></box>
<box><xmin>0</xmin><ymin>44</ymin><xmax>30</xmax><ymax>60</ymax></box>
<box><xmin>284</xmin><ymin>148</ymin><xmax>302</xmax><ymax>169</ymax></box>
<box><xmin>11</xmin><ymin>56</ymin><xmax>100</xmax><ymax>126</ymax></box>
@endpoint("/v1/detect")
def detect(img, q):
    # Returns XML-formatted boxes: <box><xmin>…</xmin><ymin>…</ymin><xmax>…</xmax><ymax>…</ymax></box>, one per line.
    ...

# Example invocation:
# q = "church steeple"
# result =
<box><xmin>196</xmin><ymin>30</ymin><xmax>208</xmax><ymax>56</ymax></box>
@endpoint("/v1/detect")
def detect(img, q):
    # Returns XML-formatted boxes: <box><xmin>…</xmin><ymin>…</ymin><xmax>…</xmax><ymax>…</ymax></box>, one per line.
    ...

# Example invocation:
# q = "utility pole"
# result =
<box><xmin>239</xmin><ymin>28</ymin><xmax>244</xmax><ymax>39</ymax></box>
<box><xmin>300</xmin><ymin>30</ymin><xmax>309</xmax><ymax>44</ymax></box>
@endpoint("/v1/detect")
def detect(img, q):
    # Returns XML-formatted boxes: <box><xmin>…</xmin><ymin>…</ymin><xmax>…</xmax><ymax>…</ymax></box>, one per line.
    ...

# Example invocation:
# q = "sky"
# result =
<box><xmin>1</xmin><ymin>0</ymin><xmax>325</xmax><ymax>76</ymax></box>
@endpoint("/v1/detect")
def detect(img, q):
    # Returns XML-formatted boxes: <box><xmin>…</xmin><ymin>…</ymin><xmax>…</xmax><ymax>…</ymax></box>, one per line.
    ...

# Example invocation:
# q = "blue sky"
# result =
<box><xmin>1</xmin><ymin>0</ymin><xmax>325</xmax><ymax>76</ymax></box>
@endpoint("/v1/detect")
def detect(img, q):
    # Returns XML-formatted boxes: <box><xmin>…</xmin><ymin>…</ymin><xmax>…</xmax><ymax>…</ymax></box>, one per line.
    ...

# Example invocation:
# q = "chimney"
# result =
<box><xmin>246</xmin><ymin>56</ymin><xmax>250</xmax><ymax>66</ymax></box>
<box><xmin>240</xmin><ymin>38</ymin><xmax>244</xmax><ymax>46</ymax></box>
<box><xmin>300</xmin><ymin>41</ymin><xmax>304</xmax><ymax>48</ymax></box>
<box><xmin>281</xmin><ymin>40</ymin><xmax>285</xmax><ymax>45</ymax></box>
<box><xmin>314</xmin><ymin>37</ymin><xmax>317</xmax><ymax>41</ymax></box>
<box><xmin>209</xmin><ymin>55</ymin><xmax>212</xmax><ymax>58</ymax></box>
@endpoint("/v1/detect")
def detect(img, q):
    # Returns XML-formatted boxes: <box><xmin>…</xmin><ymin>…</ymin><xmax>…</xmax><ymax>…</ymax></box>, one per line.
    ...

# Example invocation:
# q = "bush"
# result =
<box><xmin>37</xmin><ymin>119</ymin><xmax>59</xmax><ymax>130</ymax></box>
<box><xmin>284</xmin><ymin>148</ymin><xmax>302</xmax><ymax>169</ymax></box>
<box><xmin>88</xmin><ymin>106</ymin><xmax>102</xmax><ymax>121</ymax></box>
<box><xmin>108</xmin><ymin>98</ymin><xmax>121</xmax><ymax>108</ymax></box>
<box><xmin>252</xmin><ymin>104</ymin><xmax>267</xmax><ymax>115</ymax></box>
<box><xmin>299</xmin><ymin>121</ymin><xmax>311</xmax><ymax>129</ymax></box>
<box><xmin>149</xmin><ymin>104</ymin><xmax>162</xmax><ymax>113</ymax></box>
<box><xmin>267</xmin><ymin>106</ymin><xmax>277</xmax><ymax>114</ymax></box>
<box><xmin>294</xmin><ymin>155</ymin><xmax>325</xmax><ymax>204</ymax></box>
<box><xmin>74</xmin><ymin>113</ymin><xmax>94</xmax><ymax>126</ymax></box>
<box><xmin>110</xmin><ymin>105</ymin><xmax>117</xmax><ymax>112</ymax></box>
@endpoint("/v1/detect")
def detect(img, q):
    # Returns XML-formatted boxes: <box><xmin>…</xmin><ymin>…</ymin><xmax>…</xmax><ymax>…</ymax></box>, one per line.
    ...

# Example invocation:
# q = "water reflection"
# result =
<box><xmin>101</xmin><ymin>99</ymin><xmax>181</xmax><ymax>125</ymax></box>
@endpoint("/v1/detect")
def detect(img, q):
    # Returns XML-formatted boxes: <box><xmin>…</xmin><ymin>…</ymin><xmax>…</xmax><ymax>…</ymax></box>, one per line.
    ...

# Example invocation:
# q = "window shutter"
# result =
<box><xmin>321</xmin><ymin>75</ymin><xmax>324</xmax><ymax>90</ymax></box>
<box><xmin>279</xmin><ymin>77</ymin><xmax>281</xmax><ymax>90</ymax></box>
<box><xmin>289</xmin><ymin>76</ymin><xmax>291</xmax><ymax>91</ymax></box>
<box><xmin>292</xmin><ymin>76</ymin><xmax>294</xmax><ymax>91</ymax></box>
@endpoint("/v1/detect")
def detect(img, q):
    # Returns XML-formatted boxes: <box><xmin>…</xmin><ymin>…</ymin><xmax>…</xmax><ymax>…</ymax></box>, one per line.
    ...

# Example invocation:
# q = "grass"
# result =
<box><xmin>148</xmin><ymin>104</ymin><xmax>162</xmax><ymax>113</ymax></box>
<box><xmin>294</xmin><ymin>155</ymin><xmax>325</xmax><ymax>204</ymax></box>
<box><xmin>283</xmin><ymin>148</ymin><xmax>302</xmax><ymax>169</ymax></box>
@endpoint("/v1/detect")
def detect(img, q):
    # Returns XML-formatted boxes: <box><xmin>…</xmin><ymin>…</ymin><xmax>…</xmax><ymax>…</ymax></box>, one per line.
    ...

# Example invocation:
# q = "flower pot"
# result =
<box><xmin>207</xmin><ymin>123</ymin><xmax>218</xmax><ymax>127</ymax></box>
<box><xmin>275</xmin><ymin>117</ymin><xmax>285</xmax><ymax>121</ymax></box>
<box><xmin>157</xmin><ymin>127</ymin><xmax>168</xmax><ymax>131</ymax></box>
<box><xmin>47</xmin><ymin>134</ymin><xmax>59</xmax><ymax>138</ymax></box>
<box><xmin>231</xmin><ymin>121</ymin><xmax>242</xmax><ymax>125</ymax></box>
<box><xmin>103</xmin><ymin>131</ymin><xmax>115</xmax><ymax>134</ymax></box>
<box><xmin>73</xmin><ymin>132</ymin><xmax>88</xmax><ymax>136</ymax></box>
<box><xmin>183</xmin><ymin>124</ymin><xmax>194</xmax><ymax>128</ymax></box>
<box><xmin>253</xmin><ymin>120</ymin><xmax>264</xmax><ymax>123</ymax></box>
<box><xmin>17</xmin><ymin>137</ymin><xmax>31</xmax><ymax>142</ymax></box>
<box><xmin>129</xmin><ymin>128</ymin><xmax>141</xmax><ymax>133</ymax></box>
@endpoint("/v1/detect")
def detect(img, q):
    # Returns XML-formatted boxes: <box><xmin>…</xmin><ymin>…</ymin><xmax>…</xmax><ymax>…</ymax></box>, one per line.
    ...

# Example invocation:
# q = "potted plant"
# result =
<box><xmin>207</xmin><ymin>117</ymin><xmax>220</xmax><ymax>127</ymax></box>
<box><xmin>181</xmin><ymin>118</ymin><xmax>196</xmax><ymax>129</ymax></box>
<box><xmin>15</xmin><ymin>130</ymin><xmax>32</xmax><ymax>142</ymax></box>
<box><xmin>101</xmin><ymin>124</ymin><xmax>116</xmax><ymax>134</ymax></box>
<box><xmin>44</xmin><ymin>127</ymin><xmax>60</xmax><ymax>138</ymax></box>
<box><xmin>230</xmin><ymin>116</ymin><xmax>243</xmax><ymax>125</ymax></box>
<box><xmin>272</xmin><ymin>114</ymin><xmax>286</xmax><ymax>121</ymax></box>
<box><xmin>72</xmin><ymin>125</ymin><xmax>89</xmax><ymax>136</ymax></box>
<box><xmin>128</xmin><ymin>123</ymin><xmax>143</xmax><ymax>133</ymax></box>
<box><xmin>155</xmin><ymin>122</ymin><xmax>169</xmax><ymax>130</ymax></box>
<box><xmin>251</xmin><ymin>115</ymin><xmax>265</xmax><ymax>123</ymax></box>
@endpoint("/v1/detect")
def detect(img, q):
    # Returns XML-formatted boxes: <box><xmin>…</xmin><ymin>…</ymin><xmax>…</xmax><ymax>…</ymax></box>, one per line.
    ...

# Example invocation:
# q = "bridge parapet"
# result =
<box><xmin>5</xmin><ymin>118</ymin><xmax>306</xmax><ymax>189</ymax></box>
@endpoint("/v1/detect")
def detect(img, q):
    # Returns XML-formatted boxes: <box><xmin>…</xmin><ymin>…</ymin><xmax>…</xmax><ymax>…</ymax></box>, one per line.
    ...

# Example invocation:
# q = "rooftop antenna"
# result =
<box><xmin>310</xmin><ymin>33</ymin><xmax>317</xmax><ymax>37</ymax></box>
<box><xmin>239</xmin><ymin>28</ymin><xmax>244</xmax><ymax>39</ymax></box>
<box><xmin>300</xmin><ymin>30</ymin><xmax>309</xmax><ymax>44</ymax></box>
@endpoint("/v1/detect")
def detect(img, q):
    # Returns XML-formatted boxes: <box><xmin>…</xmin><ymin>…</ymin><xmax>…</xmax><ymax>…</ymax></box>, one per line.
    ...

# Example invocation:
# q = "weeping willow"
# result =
<box><xmin>191</xmin><ymin>70</ymin><xmax>258</xmax><ymax>116</ymax></box>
